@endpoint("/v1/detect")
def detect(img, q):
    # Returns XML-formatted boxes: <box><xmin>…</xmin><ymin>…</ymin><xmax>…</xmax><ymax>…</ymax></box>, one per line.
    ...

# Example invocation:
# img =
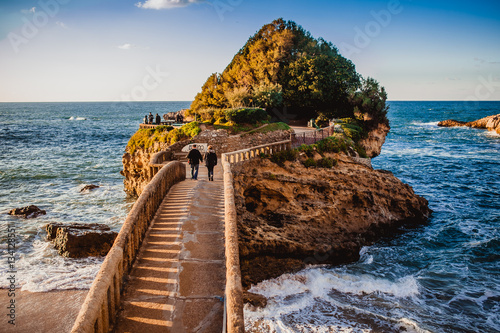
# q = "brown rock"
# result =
<box><xmin>8</xmin><ymin>205</ymin><xmax>46</xmax><ymax>218</ymax></box>
<box><xmin>359</xmin><ymin>122</ymin><xmax>390</xmax><ymax>158</ymax></box>
<box><xmin>438</xmin><ymin>114</ymin><xmax>500</xmax><ymax>134</ymax></box>
<box><xmin>243</xmin><ymin>291</ymin><xmax>268</xmax><ymax>308</ymax></box>
<box><xmin>80</xmin><ymin>184</ymin><xmax>99</xmax><ymax>192</ymax></box>
<box><xmin>232</xmin><ymin>157</ymin><xmax>431</xmax><ymax>289</ymax></box>
<box><xmin>45</xmin><ymin>223</ymin><xmax>118</xmax><ymax>258</ymax></box>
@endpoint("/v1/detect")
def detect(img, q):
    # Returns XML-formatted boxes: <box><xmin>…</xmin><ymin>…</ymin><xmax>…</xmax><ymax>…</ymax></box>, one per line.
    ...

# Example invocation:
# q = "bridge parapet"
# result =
<box><xmin>70</xmin><ymin>161</ymin><xmax>185</xmax><ymax>333</ymax></box>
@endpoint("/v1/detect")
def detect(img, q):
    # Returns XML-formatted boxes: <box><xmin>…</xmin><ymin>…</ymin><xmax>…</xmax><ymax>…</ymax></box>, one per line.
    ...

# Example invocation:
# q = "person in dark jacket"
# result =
<box><xmin>186</xmin><ymin>144</ymin><xmax>203</xmax><ymax>180</ymax></box>
<box><xmin>204</xmin><ymin>145</ymin><xmax>217</xmax><ymax>181</ymax></box>
<box><xmin>148</xmin><ymin>112</ymin><xmax>153</xmax><ymax>124</ymax></box>
<box><xmin>155</xmin><ymin>113</ymin><xmax>161</xmax><ymax>125</ymax></box>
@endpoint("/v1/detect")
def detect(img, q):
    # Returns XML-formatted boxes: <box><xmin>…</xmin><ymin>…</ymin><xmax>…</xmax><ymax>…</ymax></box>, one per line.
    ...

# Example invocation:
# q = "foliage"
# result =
<box><xmin>244</xmin><ymin>122</ymin><xmax>290</xmax><ymax>135</ymax></box>
<box><xmin>190</xmin><ymin>18</ymin><xmax>363</xmax><ymax>120</ymax></box>
<box><xmin>165</xmin><ymin>121</ymin><xmax>202</xmax><ymax>146</ymax></box>
<box><xmin>316</xmin><ymin>157</ymin><xmax>337</xmax><ymax>168</ymax></box>
<box><xmin>349</xmin><ymin>77</ymin><xmax>389</xmax><ymax>128</ymax></box>
<box><xmin>127</xmin><ymin>127</ymin><xmax>172</xmax><ymax>155</ymax></box>
<box><xmin>225</xmin><ymin>108</ymin><xmax>269</xmax><ymax>124</ymax></box>
<box><xmin>303</xmin><ymin>158</ymin><xmax>317</xmax><ymax>168</ymax></box>
<box><xmin>270</xmin><ymin>149</ymin><xmax>298</xmax><ymax>166</ymax></box>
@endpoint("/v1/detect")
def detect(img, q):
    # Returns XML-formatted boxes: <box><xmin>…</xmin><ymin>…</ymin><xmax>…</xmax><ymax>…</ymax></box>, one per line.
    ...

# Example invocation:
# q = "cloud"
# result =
<box><xmin>118</xmin><ymin>43</ymin><xmax>134</xmax><ymax>50</ymax></box>
<box><xmin>21</xmin><ymin>7</ymin><xmax>36</xmax><ymax>14</ymax></box>
<box><xmin>135</xmin><ymin>0</ymin><xmax>205</xmax><ymax>10</ymax></box>
<box><xmin>56</xmin><ymin>21</ymin><xmax>68</xmax><ymax>29</ymax></box>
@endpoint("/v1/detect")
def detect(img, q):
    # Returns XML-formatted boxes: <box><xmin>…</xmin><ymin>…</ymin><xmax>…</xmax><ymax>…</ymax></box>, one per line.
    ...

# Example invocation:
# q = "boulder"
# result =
<box><xmin>243</xmin><ymin>291</ymin><xmax>267</xmax><ymax>309</ymax></box>
<box><xmin>232</xmin><ymin>157</ymin><xmax>432</xmax><ymax>289</ymax></box>
<box><xmin>45</xmin><ymin>223</ymin><xmax>118</xmax><ymax>258</ymax></box>
<box><xmin>438</xmin><ymin>114</ymin><xmax>500</xmax><ymax>134</ymax></box>
<box><xmin>9</xmin><ymin>205</ymin><xmax>46</xmax><ymax>218</ymax></box>
<box><xmin>80</xmin><ymin>184</ymin><xmax>100</xmax><ymax>192</ymax></box>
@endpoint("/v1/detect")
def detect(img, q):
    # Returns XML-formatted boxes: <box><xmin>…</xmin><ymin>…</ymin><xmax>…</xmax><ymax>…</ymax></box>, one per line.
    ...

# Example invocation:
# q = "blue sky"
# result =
<box><xmin>0</xmin><ymin>0</ymin><xmax>499</xmax><ymax>102</ymax></box>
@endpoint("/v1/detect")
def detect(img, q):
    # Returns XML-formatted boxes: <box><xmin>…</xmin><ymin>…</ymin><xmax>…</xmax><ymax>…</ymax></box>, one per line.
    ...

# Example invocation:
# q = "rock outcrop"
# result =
<box><xmin>45</xmin><ymin>223</ymin><xmax>118</xmax><ymax>258</ymax></box>
<box><xmin>438</xmin><ymin>114</ymin><xmax>500</xmax><ymax>134</ymax></box>
<box><xmin>232</xmin><ymin>155</ymin><xmax>431</xmax><ymax>288</ymax></box>
<box><xmin>359</xmin><ymin>122</ymin><xmax>390</xmax><ymax>158</ymax></box>
<box><xmin>80</xmin><ymin>184</ymin><xmax>100</xmax><ymax>192</ymax></box>
<box><xmin>9</xmin><ymin>205</ymin><xmax>46</xmax><ymax>218</ymax></box>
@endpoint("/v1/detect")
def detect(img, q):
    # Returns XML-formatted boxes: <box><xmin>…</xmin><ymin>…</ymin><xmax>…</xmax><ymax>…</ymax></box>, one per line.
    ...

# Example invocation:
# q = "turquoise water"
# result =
<box><xmin>0</xmin><ymin>101</ymin><xmax>190</xmax><ymax>291</ymax></box>
<box><xmin>245</xmin><ymin>102</ymin><xmax>500</xmax><ymax>332</ymax></box>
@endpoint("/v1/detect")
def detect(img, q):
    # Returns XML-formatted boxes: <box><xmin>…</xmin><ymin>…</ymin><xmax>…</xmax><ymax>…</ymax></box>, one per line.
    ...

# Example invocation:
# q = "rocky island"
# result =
<box><xmin>121</xmin><ymin>18</ymin><xmax>432</xmax><ymax>290</ymax></box>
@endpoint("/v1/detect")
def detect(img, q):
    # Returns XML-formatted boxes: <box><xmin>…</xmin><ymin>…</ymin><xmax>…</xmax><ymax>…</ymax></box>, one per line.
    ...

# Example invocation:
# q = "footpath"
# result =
<box><xmin>113</xmin><ymin>164</ymin><xmax>226</xmax><ymax>332</ymax></box>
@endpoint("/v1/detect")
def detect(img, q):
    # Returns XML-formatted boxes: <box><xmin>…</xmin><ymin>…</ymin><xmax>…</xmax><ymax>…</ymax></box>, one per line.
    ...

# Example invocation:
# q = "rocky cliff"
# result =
<box><xmin>438</xmin><ymin>114</ymin><xmax>500</xmax><ymax>134</ymax></box>
<box><xmin>232</xmin><ymin>154</ymin><xmax>431</xmax><ymax>288</ymax></box>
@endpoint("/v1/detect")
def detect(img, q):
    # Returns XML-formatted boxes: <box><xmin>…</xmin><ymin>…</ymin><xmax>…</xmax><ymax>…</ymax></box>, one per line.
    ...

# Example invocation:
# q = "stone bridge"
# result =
<box><xmin>69</xmin><ymin>141</ymin><xmax>292</xmax><ymax>333</ymax></box>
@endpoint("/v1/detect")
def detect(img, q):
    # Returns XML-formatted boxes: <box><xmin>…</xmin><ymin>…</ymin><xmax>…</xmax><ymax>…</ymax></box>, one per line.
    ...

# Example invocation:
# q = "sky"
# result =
<box><xmin>0</xmin><ymin>0</ymin><xmax>499</xmax><ymax>102</ymax></box>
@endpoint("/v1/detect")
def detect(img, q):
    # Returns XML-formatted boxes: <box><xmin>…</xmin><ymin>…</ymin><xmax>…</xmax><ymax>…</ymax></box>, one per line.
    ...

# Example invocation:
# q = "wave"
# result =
<box><xmin>69</xmin><ymin>116</ymin><xmax>87</xmax><ymax>121</ymax></box>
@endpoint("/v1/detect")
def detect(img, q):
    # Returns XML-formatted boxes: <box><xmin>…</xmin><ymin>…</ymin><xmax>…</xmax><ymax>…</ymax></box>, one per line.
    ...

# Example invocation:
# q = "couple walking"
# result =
<box><xmin>186</xmin><ymin>144</ymin><xmax>217</xmax><ymax>181</ymax></box>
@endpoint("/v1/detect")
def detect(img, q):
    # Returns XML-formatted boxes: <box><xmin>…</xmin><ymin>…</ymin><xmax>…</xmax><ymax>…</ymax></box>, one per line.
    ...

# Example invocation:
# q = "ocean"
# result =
<box><xmin>0</xmin><ymin>101</ymin><xmax>190</xmax><ymax>291</ymax></box>
<box><xmin>0</xmin><ymin>101</ymin><xmax>498</xmax><ymax>332</ymax></box>
<box><xmin>245</xmin><ymin>101</ymin><xmax>500</xmax><ymax>333</ymax></box>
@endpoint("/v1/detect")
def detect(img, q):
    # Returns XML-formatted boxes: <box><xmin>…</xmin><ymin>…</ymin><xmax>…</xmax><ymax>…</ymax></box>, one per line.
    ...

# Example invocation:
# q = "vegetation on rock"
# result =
<box><xmin>127</xmin><ymin>122</ymin><xmax>201</xmax><ymax>154</ymax></box>
<box><xmin>190</xmin><ymin>18</ymin><xmax>389</xmax><ymax>131</ymax></box>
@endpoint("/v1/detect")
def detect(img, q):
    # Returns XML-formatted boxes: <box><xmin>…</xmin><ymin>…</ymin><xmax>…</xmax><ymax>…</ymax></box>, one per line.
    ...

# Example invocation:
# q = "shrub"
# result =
<box><xmin>303</xmin><ymin>158</ymin><xmax>316</xmax><ymax>168</ymax></box>
<box><xmin>225</xmin><ymin>108</ymin><xmax>269</xmax><ymax>124</ymax></box>
<box><xmin>317</xmin><ymin>157</ymin><xmax>337</xmax><ymax>168</ymax></box>
<box><xmin>270</xmin><ymin>149</ymin><xmax>298</xmax><ymax>166</ymax></box>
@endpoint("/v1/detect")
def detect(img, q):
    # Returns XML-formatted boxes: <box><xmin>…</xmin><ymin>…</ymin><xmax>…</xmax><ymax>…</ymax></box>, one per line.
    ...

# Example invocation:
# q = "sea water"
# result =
<box><xmin>245</xmin><ymin>101</ymin><xmax>500</xmax><ymax>333</ymax></box>
<box><xmin>0</xmin><ymin>101</ymin><xmax>190</xmax><ymax>292</ymax></box>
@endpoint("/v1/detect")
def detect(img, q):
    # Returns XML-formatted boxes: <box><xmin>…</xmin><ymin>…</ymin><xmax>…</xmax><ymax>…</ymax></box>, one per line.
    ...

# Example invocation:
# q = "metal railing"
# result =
<box><xmin>290</xmin><ymin>125</ymin><xmax>336</xmax><ymax>148</ymax></box>
<box><xmin>70</xmin><ymin>161</ymin><xmax>186</xmax><ymax>333</ymax></box>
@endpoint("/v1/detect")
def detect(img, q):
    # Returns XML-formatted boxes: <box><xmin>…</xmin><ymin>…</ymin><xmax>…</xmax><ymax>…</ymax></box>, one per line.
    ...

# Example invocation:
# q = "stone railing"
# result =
<box><xmin>221</xmin><ymin>140</ymin><xmax>292</xmax><ymax>333</ymax></box>
<box><xmin>70</xmin><ymin>161</ymin><xmax>186</xmax><ymax>333</ymax></box>
<box><xmin>149</xmin><ymin>148</ymin><xmax>172</xmax><ymax>178</ymax></box>
<box><xmin>223</xmin><ymin>140</ymin><xmax>292</xmax><ymax>164</ymax></box>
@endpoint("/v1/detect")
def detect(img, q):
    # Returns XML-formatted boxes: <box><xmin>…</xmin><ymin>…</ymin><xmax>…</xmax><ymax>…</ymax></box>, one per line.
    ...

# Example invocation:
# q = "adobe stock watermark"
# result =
<box><xmin>209</xmin><ymin>0</ymin><xmax>243</xmax><ymax>22</ymax></box>
<box><xmin>7</xmin><ymin>0</ymin><xmax>71</xmax><ymax>54</ymax></box>
<box><xmin>5</xmin><ymin>222</ymin><xmax>17</xmax><ymax>326</ymax></box>
<box><xmin>465</xmin><ymin>74</ymin><xmax>500</xmax><ymax>103</ymax></box>
<box><xmin>119</xmin><ymin>65</ymin><xmax>170</xmax><ymax>106</ymax></box>
<box><xmin>340</xmin><ymin>0</ymin><xmax>403</xmax><ymax>58</ymax></box>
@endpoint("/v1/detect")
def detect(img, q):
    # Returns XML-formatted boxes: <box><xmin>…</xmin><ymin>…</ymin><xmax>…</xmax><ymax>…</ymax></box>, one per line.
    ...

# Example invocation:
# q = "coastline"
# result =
<box><xmin>0</xmin><ymin>289</ymin><xmax>87</xmax><ymax>332</ymax></box>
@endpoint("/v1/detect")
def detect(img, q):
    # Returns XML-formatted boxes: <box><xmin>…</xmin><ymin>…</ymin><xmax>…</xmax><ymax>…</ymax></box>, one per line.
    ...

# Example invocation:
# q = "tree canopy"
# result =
<box><xmin>190</xmin><ymin>18</ymin><xmax>387</xmax><ymax>122</ymax></box>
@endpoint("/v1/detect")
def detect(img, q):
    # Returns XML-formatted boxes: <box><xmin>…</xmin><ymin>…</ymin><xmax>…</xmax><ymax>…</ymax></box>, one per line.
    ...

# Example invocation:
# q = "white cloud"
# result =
<box><xmin>135</xmin><ymin>0</ymin><xmax>205</xmax><ymax>10</ymax></box>
<box><xmin>21</xmin><ymin>7</ymin><xmax>36</xmax><ymax>14</ymax></box>
<box><xmin>56</xmin><ymin>21</ymin><xmax>68</xmax><ymax>29</ymax></box>
<box><xmin>118</xmin><ymin>43</ymin><xmax>134</xmax><ymax>50</ymax></box>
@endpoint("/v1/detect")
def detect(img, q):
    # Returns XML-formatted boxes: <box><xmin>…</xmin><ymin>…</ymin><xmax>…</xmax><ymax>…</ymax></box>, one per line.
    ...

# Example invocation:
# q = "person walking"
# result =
<box><xmin>186</xmin><ymin>144</ymin><xmax>203</xmax><ymax>180</ymax></box>
<box><xmin>204</xmin><ymin>145</ymin><xmax>217</xmax><ymax>181</ymax></box>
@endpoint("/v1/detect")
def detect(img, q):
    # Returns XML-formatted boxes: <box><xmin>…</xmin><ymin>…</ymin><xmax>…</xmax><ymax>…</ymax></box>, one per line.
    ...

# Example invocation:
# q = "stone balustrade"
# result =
<box><xmin>70</xmin><ymin>161</ymin><xmax>186</xmax><ymax>333</ymax></box>
<box><xmin>223</xmin><ymin>140</ymin><xmax>292</xmax><ymax>164</ymax></box>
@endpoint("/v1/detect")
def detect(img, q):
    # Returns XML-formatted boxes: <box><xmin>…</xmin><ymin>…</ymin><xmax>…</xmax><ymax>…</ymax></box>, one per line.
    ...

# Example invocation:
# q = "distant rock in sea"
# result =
<box><xmin>80</xmin><ymin>184</ymin><xmax>100</xmax><ymax>192</ymax></box>
<box><xmin>438</xmin><ymin>114</ymin><xmax>500</xmax><ymax>134</ymax></box>
<box><xmin>8</xmin><ymin>205</ymin><xmax>46</xmax><ymax>218</ymax></box>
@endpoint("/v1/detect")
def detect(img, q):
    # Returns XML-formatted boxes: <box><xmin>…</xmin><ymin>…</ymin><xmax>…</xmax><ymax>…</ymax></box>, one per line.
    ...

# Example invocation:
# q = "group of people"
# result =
<box><xmin>144</xmin><ymin>112</ymin><xmax>161</xmax><ymax>125</ymax></box>
<box><xmin>186</xmin><ymin>145</ymin><xmax>217</xmax><ymax>181</ymax></box>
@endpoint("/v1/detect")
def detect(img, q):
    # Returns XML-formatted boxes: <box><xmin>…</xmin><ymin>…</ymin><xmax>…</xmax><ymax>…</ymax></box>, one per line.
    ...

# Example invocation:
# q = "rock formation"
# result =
<box><xmin>438</xmin><ymin>114</ymin><xmax>500</xmax><ymax>134</ymax></box>
<box><xmin>8</xmin><ymin>205</ymin><xmax>46</xmax><ymax>218</ymax></box>
<box><xmin>80</xmin><ymin>184</ymin><xmax>100</xmax><ymax>192</ymax></box>
<box><xmin>359</xmin><ymin>122</ymin><xmax>390</xmax><ymax>158</ymax></box>
<box><xmin>45</xmin><ymin>223</ymin><xmax>118</xmax><ymax>258</ymax></box>
<box><xmin>232</xmin><ymin>154</ymin><xmax>431</xmax><ymax>288</ymax></box>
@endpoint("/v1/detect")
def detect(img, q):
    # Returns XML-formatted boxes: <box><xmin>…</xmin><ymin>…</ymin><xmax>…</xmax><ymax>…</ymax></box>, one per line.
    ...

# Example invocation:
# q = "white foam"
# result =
<box><xmin>69</xmin><ymin>116</ymin><xmax>87</xmax><ymax>121</ymax></box>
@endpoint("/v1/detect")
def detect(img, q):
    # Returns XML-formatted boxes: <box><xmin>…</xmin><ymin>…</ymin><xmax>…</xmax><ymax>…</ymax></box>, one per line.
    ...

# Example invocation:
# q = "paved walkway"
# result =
<box><xmin>113</xmin><ymin>164</ymin><xmax>225</xmax><ymax>333</ymax></box>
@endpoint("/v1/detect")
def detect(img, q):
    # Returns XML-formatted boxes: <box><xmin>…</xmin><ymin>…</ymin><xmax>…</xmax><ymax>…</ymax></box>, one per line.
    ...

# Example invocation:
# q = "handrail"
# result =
<box><xmin>223</xmin><ymin>140</ymin><xmax>292</xmax><ymax>164</ymax></box>
<box><xmin>70</xmin><ymin>161</ymin><xmax>186</xmax><ymax>333</ymax></box>
<box><xmin>221</xmin><ymin>140</ymin><xmax>293</xmax><ymax>333</ymax></box>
